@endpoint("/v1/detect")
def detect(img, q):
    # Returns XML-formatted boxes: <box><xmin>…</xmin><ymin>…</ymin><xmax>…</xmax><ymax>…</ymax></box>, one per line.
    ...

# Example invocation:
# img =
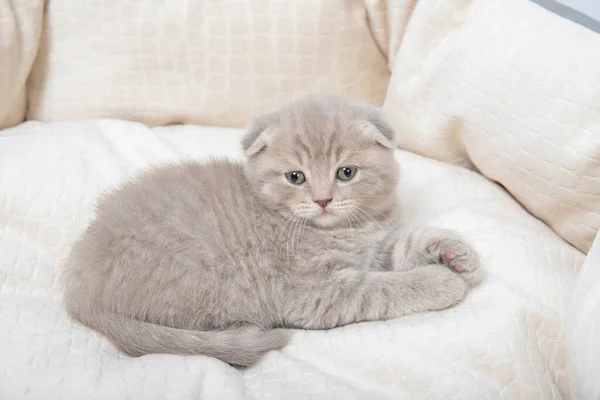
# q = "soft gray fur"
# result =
<box><xmin>62</xmin><ymin>94</ymin><xmax>482</xmax><ymax>368</ymax></box>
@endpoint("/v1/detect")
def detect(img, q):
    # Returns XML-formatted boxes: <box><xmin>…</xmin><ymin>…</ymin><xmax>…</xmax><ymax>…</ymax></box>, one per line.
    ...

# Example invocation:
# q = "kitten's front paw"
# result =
<box><xmin>424</xmin><ymin>230</ymin><xmax>482</xmax><ymax>285</ymax></box>
<box><xmin>412</xmin><ymin>265</ymin><xmax>469</xmax><ymax>311</ymax></box>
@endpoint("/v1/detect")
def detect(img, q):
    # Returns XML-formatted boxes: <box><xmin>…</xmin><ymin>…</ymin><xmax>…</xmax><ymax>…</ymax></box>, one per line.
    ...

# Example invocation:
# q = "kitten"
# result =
<box><xmin>62</xmin><ymin>95</ymin><xmax>482</xmax><ymax>367</ymax></box>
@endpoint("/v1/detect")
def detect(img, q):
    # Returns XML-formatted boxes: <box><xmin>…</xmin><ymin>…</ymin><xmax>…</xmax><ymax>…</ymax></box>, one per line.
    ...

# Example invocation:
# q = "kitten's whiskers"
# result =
<box><xmin>353</xmin><ymin>202</ymin><xmax>393</xmax><ymax>223</ymax></box>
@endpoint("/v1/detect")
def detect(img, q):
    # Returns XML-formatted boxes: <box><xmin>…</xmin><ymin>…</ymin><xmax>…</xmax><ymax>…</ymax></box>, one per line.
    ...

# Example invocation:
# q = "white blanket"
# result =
<box><xmin>0</xmin><ymin>120</ymin><xmax>585</xmax><ymax>399</ymax></box>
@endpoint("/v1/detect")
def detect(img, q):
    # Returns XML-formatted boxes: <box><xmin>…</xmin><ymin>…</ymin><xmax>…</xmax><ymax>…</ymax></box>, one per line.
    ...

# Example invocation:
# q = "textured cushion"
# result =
<box><xmin>363</xmin><ymin>0</ymin><xmax>418</xmax><ymax>70</ymax></box>
<box><xmin>0</xmin><ymin>0</ymin><xmax>44</xmax><ymax>129</ymax></box>
<box><xmin>0</xmin><ymin>120</ymin><xmax>584</xmax><ymax>399</ymax></box>
<box><xmin>567</xmin><ymin>230</ymin><xmax>600</xmax><ymax>400</ymax></box>
<box><xmin>26</xmin><ymin>0</ymin><xmax>390</xmax><ymax>128</ymax></box>
<box><xmin>383</xmin><ymin>0</ymin><xmax>600</xmax><ymax>253</ymax></box>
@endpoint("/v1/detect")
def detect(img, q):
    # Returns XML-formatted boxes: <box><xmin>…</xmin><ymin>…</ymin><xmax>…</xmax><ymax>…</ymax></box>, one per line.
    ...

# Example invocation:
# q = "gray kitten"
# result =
<box><xmin>62</xmin><ymin>95</ymin><xmax>481</xmax><ymax>367</ymax></box>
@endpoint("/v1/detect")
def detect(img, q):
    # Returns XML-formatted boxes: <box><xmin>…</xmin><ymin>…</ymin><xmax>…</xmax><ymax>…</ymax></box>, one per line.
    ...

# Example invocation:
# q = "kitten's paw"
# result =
<box><xmin>424</xmin><ymin>231</ymin><xmax>482</xmax><ymax>285</ymax></box>
<box><xmin>411</xmin><ymin>265</ymin><xmax>469</xmax><ymax>311</ymax></box>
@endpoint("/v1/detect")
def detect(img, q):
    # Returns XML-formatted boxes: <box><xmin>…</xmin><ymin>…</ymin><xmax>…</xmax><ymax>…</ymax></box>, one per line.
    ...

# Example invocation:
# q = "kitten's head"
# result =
<box><xmin>242</xmin><ymin>94</ymin><xmax>399</xmax><ymax>228</ymax></box>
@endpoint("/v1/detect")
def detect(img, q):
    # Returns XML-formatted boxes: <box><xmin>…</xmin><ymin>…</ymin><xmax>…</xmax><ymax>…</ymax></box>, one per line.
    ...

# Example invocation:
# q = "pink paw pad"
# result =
<box><xmin>444</xmin><ymin>251</ymin><xmax>464</xmax><ymax>272</ymax></box>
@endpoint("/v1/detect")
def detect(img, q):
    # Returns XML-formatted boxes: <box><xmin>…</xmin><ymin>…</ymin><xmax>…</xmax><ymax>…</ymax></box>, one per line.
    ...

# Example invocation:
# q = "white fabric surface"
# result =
<box><xmin>567</xmin><ymin>230</ymin><xmax>600</xmax><ymax>400</ymax></box>
<box><xmin>0</xmin><ymin>0</ymin><xmax>44</xmax><ymax>129</ymax></box>
<box><xmin>0</xmin><ymin>120</ymin><xmax>585</xmax><ymax>399</ymax></box>
<box><xmin>383</xmin><ymin>0</ymin><xmax>600</xmax><ymax>254</ymax></box>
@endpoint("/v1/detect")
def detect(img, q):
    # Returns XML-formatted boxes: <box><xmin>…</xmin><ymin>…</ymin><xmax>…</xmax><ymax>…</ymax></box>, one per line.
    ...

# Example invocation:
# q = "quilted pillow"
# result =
<box><xmin>26</xmin><ymin>0</ymin><xmax>390</xmax><ymax>128</ymax></box>
<box><xmin>567</xmin><ymin>230</ymin><xmax>600</xmax><ymax>399</ymax></box>
<box><xmin>382</xmin><ymin>0</ymin><xmax>600</xmax><ymax>253</ymax></box>
<box><xmin>0</xmin><ymin>0</ymin><xmax>44</xmax><ymax>129</ymax></box>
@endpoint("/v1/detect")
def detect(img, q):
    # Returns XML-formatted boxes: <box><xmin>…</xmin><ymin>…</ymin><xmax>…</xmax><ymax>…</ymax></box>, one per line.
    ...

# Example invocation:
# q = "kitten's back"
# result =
<box><xmin>62</xmin><ymin>160</ymin><xmax>287</xmax><ymax>366</ymax></box>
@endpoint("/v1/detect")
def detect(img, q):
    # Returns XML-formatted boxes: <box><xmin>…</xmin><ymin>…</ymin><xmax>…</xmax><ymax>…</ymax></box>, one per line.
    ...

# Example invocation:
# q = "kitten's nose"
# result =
<box><xmin>314</xmin><ymin>198</ymin><xmax>332</xmax><ymax>209</ymax></box>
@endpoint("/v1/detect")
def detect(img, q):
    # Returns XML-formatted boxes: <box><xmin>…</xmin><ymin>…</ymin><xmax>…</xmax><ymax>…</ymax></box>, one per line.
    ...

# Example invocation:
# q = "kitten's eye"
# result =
<box><xmin>336</xmin><ymin>167</ymin><xmax>357</xmax><ymax>181</ymax></box>
<box><xmin>285</xmin><ymin>171</ymin><xmax>306</xmax><ymax>185</ymax></box>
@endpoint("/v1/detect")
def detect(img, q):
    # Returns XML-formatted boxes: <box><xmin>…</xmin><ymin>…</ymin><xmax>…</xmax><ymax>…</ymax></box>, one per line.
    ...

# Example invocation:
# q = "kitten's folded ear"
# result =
<box><xmin>241</xmin><ymin>115</ymin><xmax>275</xmax><ymax>156</ymax></box>
<box><xmin>358</xmin><ymin>106</ymin><xmax>397</xmax><ymax>149</ymax></box>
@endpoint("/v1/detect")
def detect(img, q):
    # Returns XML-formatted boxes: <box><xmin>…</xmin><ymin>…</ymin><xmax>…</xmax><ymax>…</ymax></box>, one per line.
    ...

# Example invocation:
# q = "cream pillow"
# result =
<box><xmin>363</xmin><ymin>0</ymin><xmax>418</xmax><ymax>70</ymax></box>
<box><xmin>567</xmin><ymin>230</ymin><xmax>600</xmax><ymax>399</ymax></box>
<box><xmin>27</xmin><ymin>0</ymin><xmax>390</xmax><ymax>128</ymax></box>
<box><xmin>0</xmin><ymin>0</ymin><xmax>44</xmax><ymax>129</ymax></box>
<box><xmin>383</xmin><ymin>0</ymin><xmax>600</xmax><ymax>253</ymax></box>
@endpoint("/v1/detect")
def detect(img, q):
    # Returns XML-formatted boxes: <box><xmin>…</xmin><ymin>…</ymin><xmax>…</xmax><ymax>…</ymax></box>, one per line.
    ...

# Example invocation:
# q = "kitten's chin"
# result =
<box><xmin>310</xmin><ymin>212</ymin><xmax>343</xmax><ymax>228</ymax></box>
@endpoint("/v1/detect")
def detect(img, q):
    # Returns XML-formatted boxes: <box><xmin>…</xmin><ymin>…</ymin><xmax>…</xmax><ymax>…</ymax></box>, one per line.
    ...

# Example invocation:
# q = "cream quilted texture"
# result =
<box><xmin>383</xmin><ymin>0</ymin><xmax>600</xmax><ymax>253</ymax></box>
<box><xmin>362</xmin><ymin>0</ymin><xmax>417</xmax><ymax>69</ymax></box>
<box><xmin>26</xmin><ymin>0</ymin><xmax>390</xmax><ymax>128</ymax></box>
<box><xmin>0</xmin><ymin>120</ymin><xmax>585</xmax><ymax>399</ymax></box>
<box><xmin>0</xmin><ymin>0</ymin><xmax>44</xmax><ymax>129</ymax></box>
<box><xmin>567</xmin><ymin>230</ymin><xmax>600</xmax><ymax>400</ymax></box>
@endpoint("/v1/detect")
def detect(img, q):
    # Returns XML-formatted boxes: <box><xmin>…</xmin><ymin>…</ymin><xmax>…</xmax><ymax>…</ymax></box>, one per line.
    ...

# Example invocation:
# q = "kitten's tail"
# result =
<box><xmin>75</xmin><ymin>312</ymin><xmax>289</xmax><ymax>367</ymax></box>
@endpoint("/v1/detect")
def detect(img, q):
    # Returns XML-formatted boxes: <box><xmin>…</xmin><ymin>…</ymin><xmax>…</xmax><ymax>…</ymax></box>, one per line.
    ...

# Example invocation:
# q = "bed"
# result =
<box><xmin>1</xmin><ymin>0</ymin><xmax>599</xmax><ymax>398</ymax></box>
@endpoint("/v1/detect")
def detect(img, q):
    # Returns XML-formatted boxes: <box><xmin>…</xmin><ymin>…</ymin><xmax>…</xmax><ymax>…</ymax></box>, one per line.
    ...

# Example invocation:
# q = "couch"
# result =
<box><xmin>1</xmin><ymin>0</ymin><xmax>599</xmax><ymax>399</ymax></box>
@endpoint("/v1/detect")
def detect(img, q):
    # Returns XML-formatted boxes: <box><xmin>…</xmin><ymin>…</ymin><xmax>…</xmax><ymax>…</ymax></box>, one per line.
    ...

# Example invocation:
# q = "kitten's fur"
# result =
<box><xmin>63</xmin><ymin>95</ymin><xmax>481</xmax><ymax>367</ymax></box>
